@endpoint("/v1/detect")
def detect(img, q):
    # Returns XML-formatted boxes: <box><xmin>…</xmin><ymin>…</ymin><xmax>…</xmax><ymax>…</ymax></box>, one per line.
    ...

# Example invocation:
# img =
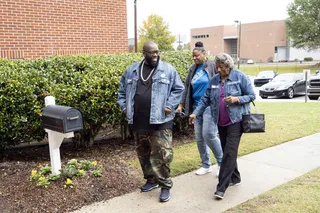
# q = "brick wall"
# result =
<box><xmin>0</xmin><ymin>0</ymin><xmax>128</xmax><ymax>59</ymax></box>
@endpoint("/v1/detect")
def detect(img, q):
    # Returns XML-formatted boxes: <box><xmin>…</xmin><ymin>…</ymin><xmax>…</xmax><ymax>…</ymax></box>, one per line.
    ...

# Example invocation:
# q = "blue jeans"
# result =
<box><xmin>194</xmin><ymin>107</ymin><xmax>223</xmax><ymax>168</ymax></box>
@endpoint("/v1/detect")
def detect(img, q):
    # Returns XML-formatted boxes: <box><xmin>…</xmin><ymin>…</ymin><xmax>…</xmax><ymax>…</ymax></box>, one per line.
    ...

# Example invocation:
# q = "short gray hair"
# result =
<box><xmin>214</xmin><ymin>53</ymin><xmax>235</xmax><ymax>69</ymax></box>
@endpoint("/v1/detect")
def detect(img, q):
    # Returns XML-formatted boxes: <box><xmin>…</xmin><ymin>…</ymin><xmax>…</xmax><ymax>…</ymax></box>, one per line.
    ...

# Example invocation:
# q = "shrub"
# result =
<box><xmin>0</xmin><ymin>52</ymin><xmax>194</xmax><ymax>149</ymax></box>
<box><xmin>0</xmin><ymin>59</ymin><xmax>48</xmax><ymax>148</ymax></box>
<box><xmin>30</xmin><ymin>159</ymin><xmax>102</xmax><ymax>188</ymax></box>
<box><xmin>304</xmin><ymin>57</ymin><xmax>313</xmax><ymax>61</ymax></box>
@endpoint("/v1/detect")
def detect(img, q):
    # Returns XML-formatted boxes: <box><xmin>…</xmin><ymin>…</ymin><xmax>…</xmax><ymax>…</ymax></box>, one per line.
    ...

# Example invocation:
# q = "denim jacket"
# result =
<box><xmin>118</xmin><ymin>60</ymin><xmax>184</xmax><ymax>124</ymax></box>
<box><xmin>193</xmin><ymin>69</ymin><xmax>255</xmax><ymax>124</ymax></box>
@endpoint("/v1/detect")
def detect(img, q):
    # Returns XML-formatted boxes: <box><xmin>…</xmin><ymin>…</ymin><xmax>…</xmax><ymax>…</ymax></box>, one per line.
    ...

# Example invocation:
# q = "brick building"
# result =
<box><xmin>0</xmin><ymin>0</ymin><xmax>128</xmax><ymax>59</ymax></box>
<box><xmin>191</xmin><ymin>20</ymin><xmax>287</xmax><ymax>63</ymax></box>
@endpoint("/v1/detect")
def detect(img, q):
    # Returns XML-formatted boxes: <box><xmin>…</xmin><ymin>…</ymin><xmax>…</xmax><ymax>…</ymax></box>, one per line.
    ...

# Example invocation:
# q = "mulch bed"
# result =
<box><xmin>0</xmin><ymin>133</ymin><xmax>193</xmax><ymax>213</ymax></box>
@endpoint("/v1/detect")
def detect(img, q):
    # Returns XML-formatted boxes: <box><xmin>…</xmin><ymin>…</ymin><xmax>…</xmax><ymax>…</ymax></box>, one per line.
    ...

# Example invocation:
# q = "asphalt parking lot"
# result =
<box><xmin>248</xmin><ymin>76</ymin><xmax>319</xmax><ymax>103</ymax></box>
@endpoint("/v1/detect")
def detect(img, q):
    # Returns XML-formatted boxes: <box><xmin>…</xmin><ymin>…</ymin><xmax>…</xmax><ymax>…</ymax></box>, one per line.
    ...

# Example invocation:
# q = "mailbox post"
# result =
<box><xmin>43</xmin><ymin>96</ymin><xmax>83</xmax><ymax>175</ymax></box>
<box><xmin>46</xmin><ymin>129</ymin><xmax>73</xmax><ymax>175</ymax></box>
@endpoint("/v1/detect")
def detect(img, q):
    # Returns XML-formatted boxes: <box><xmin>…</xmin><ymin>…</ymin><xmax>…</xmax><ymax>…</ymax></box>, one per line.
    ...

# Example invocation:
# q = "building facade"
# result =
<box><xmin>0</xmin><ymin>0</ymin><xmax>128</xmax><ymax>59</ymax></box>
<box><xmin>191</xmin><ymin>20</ymin><xmax>289</xmax><ymax>63</ymax></box>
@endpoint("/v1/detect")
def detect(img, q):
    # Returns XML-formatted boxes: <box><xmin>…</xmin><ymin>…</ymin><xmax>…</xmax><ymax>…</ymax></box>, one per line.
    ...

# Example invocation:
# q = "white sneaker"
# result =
<box><xmin>216</xmin><ymin>166</ymin><xmax>220</xmax><ymax>178</ymax></box>
<box><xmin>195</xmin><ymin>167</ymin><xmax>212</xmax><ymax>175</ymax></box>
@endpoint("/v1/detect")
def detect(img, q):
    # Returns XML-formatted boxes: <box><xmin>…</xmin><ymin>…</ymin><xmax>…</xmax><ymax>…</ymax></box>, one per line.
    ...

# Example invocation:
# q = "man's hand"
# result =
<box><xmin>122</xmin><ymin>108</ymin><xmax>127</xmax><ymax>114</ymax></box>
<box><xmin>224</xmin><ymin>96</ymin><xmax>240</xmax><ymax>104</ymax></box>
<box><xmin>164</xmin><ymin>107</ymin><xmax>172</xmax><ymax>115</ymax></box>
<box><xmin>189</xmin><ymin>114</ymin><xmax>196</xmax><ymax>125</ymax></box>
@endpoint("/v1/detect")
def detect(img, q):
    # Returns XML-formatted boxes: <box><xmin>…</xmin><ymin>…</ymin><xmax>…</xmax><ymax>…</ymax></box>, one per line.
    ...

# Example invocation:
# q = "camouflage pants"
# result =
<box><xmin>135</xmin><ymin>129</ymin><xmax>173</xmax><ymax>189</ymax></box>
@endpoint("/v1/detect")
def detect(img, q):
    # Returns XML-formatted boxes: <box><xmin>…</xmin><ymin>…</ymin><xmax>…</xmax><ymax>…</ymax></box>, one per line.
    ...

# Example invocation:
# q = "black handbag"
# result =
<box><xmin>242</xmin><ymin>102</ymin><xmax>265</xmax><ymax>133</ymax></box>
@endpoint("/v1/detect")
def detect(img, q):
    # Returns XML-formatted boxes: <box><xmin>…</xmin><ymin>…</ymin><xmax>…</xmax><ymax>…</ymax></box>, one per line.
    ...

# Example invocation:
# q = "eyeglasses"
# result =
<box><xmin>144</xmin><ymin>50</ymin><xmax>160</xmax><ymax>55</ymax></box>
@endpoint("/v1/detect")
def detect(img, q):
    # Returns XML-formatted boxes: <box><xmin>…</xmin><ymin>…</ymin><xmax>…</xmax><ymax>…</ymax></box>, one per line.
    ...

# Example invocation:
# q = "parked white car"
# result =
<box><xmin>247</xmin><ymin>59</ymin><xmax>254</xmax><ymax>64</ymax></box>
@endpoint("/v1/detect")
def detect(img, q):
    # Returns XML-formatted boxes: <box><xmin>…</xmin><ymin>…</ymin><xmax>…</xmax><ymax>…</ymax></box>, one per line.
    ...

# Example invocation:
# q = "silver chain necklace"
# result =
<box><xmin>140</xmin><ymin>61</ymin><xmax>155</xmax><ymax>82</ymax></box>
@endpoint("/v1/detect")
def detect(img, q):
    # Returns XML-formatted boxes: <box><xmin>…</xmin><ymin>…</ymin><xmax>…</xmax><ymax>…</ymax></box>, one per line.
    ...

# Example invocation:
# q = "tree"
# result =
<box><xmin>286</xmin><ymin>0</ymin><xmax>320</xmax><ymax>51</ymax></box>
<box><xmin>176</xmin><ymin>44</ymin><xmax>183</xmax><ymax>51</ymax></box>
<box><xmin>183</xmin><ymin>42</ymin><xmax>190</xmax><ymax>51</ymax></box>
<box><xmin>138</xmin><ymin>14</ymin><xmax>176</xmax><ymax>52</ymax></box>
<box><xmin>177</xmin><ymin>43</ymin><xmax>190</xmax><ymax>51</ymax></box>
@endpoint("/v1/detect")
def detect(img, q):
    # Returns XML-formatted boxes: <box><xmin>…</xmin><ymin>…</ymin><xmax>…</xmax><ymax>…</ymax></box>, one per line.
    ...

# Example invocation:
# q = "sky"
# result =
<box><xmin>126</xmin><ymin>0</ymin><xmax>294</xmax><ymax>43</ymax></box>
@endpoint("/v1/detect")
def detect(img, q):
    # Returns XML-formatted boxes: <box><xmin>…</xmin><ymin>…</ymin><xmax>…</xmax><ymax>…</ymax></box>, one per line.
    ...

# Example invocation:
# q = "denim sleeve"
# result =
<box><xmin>193</xmin><ymin>84</ymin><xmax>211</xmax><ymax>116</ymax></box>
<box><xmin>117</xmin><ymin>70</ymin><xmax>128</xmax><ymax>111</ymax></box>
<box><xmin>166</xmin><ymin>68</ymin><xmax>185</xmax><ymax>111</ymax></box>
<box><xmin>238</xmin><ymin>74</ymin><xmax>256</xmax><ymax>104</ymax></box>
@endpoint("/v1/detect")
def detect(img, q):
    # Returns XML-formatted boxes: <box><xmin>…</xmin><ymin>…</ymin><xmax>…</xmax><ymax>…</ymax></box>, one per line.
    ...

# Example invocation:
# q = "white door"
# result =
<box><xmin>276</xmin><ymin>47</ymin><xmax>287</xmax><ymax>61</ymax></box>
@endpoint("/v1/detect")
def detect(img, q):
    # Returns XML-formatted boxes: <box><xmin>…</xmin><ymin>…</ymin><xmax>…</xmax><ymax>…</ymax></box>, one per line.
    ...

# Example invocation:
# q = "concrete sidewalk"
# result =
<box><xmin>73</xmin><ymin>133</ymin><xmax>320</xmax><ymax>213</ymax></box>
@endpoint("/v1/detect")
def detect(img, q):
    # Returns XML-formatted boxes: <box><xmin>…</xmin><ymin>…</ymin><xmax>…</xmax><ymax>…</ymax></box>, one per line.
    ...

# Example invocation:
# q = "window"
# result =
<box><xmin>192</xmin><ymin>34</ymin><xmax>209</xmax><ymax>39</ymax></box>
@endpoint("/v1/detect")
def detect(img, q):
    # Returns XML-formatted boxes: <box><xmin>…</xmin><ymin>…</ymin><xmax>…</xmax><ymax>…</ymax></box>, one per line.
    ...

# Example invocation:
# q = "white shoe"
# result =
<box><xmin>216</xmin><ymin>166</ymin><xmax>220</xmax><ymax>178</ymax></box>
<box><xmin>195</xmin><ymin>167</ymin><xmax>212</xmax><ymax>175</ymax></box>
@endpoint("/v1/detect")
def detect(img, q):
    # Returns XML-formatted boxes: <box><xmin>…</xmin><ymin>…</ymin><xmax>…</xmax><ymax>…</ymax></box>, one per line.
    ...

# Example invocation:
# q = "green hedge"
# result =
<box><xmin>304</xmin><ymin>57</ymin><xmax>313</xmax><ymax>61</ymax></box>
<box><xmin>0</xmin><ymin>52</ymin><xmax>194</xmax><ymax>149</ymax></box>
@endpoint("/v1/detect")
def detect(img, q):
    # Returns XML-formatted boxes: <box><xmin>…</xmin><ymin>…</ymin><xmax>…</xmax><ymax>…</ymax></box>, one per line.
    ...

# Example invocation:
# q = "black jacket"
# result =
<box><xmin>180</xmin><ymin>59</ymin><xmax>216</xmax><ymax>115</ymax></box>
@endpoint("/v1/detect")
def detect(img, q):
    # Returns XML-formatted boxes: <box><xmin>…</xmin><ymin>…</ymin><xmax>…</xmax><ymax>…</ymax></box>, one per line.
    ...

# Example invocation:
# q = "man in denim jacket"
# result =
<box><xmin>118</xmin><ymin>41</ymin><xmax>184</xmax><ymax>202</ymax></box>
<box><xmin>189</xmin><ymin>53</ymin><xmax>255</xmax><ymax>200</ymax></box>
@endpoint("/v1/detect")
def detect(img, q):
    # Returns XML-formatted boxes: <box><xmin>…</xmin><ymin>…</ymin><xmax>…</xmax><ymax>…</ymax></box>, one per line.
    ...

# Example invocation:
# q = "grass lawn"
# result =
<box><xmin>225</xmin><ymin>168</ymin><xmax>320</xmax><ymax>213</ymax></box>
<box><xmin>130</xmin><ymin>102</ymin><xmax>320</xmax><ymax>177</ymax></box>
<box><xmin>239</xmin><ymin>64</ymin><xmax>319</xmax><ymax>76</ymax></box>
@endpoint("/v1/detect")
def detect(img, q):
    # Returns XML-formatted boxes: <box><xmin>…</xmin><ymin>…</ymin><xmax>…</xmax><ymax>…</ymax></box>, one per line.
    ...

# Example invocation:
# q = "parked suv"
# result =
<box><xmin>307</xmin><ymin>70</ymin><xmax>320</xmax><ymax>100</ymax></box>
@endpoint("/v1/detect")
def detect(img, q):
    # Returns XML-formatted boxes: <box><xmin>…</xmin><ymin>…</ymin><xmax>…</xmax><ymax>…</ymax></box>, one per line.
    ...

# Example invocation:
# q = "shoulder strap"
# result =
<box><xmin>251</xmin><ymin>101</ymin><xmax>259</xmax><ymax>113</ymax></box>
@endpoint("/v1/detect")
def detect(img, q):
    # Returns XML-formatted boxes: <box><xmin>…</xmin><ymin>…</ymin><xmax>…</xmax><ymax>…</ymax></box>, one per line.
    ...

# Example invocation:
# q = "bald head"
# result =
<box><xmin>142</xmin><ymin>41</ymin><xmax>159</xmax><ymax>66</ymax></box>
<box><xmin>143</xmin><ymin>41</ymin><xmax>158</xmax><ymax>52</ymax></box>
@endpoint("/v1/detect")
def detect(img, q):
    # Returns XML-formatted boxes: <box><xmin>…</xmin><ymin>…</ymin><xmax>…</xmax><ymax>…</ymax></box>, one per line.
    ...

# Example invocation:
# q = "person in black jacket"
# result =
<box><xmin>176</xmin><ymin>42</ymin><xmax>223</xmax><ymax>176</ymax></box>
